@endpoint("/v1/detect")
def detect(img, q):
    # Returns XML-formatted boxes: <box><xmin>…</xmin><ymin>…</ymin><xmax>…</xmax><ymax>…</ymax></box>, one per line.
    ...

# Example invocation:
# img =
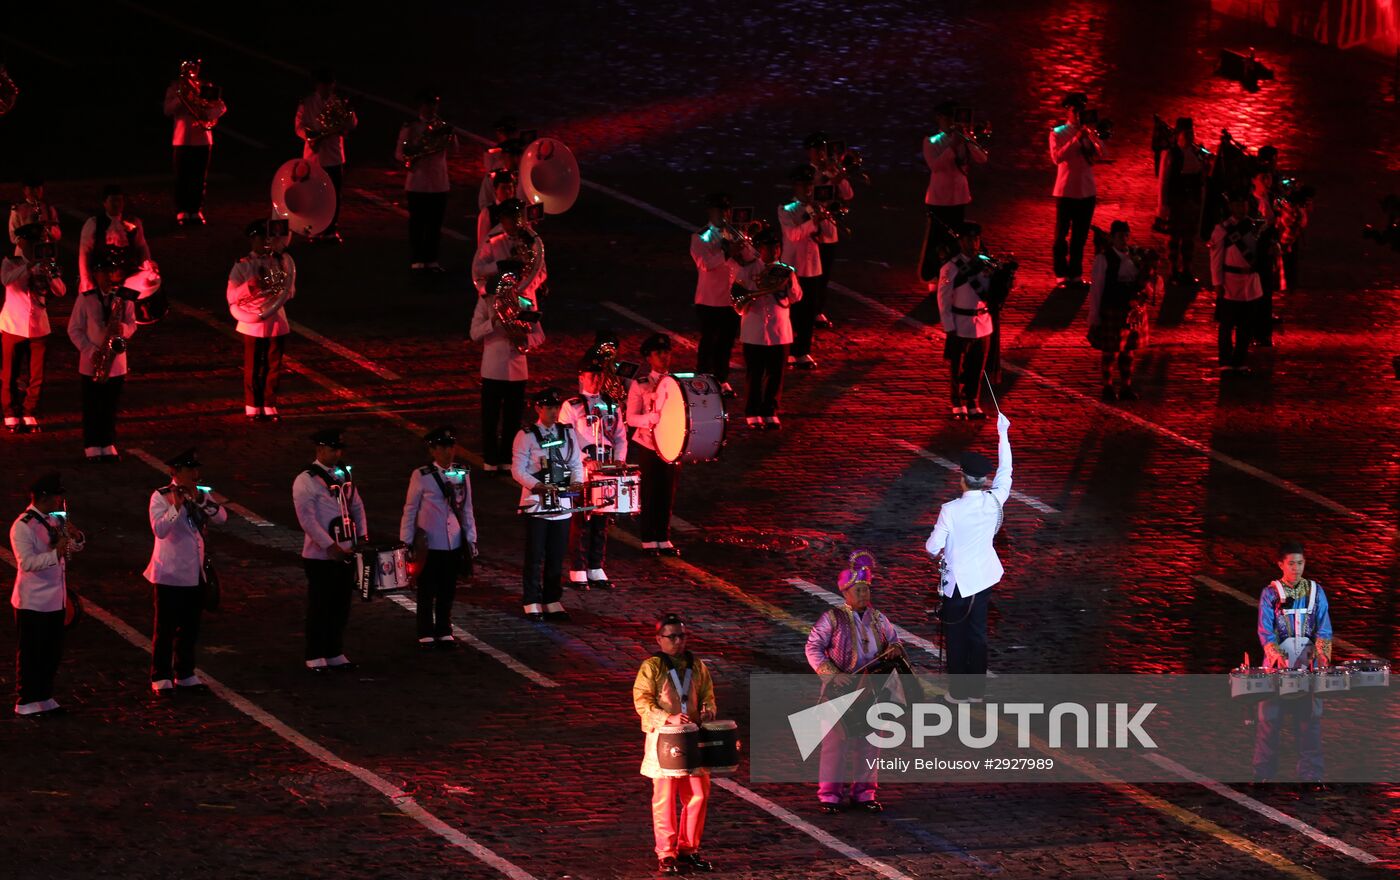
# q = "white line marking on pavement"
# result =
<box><xmin>711</xmin><ymin>778</ymin><xmax>916</xmax><ymax>880</ymax></box>
<box><xmin>123</xmin><ymin>447</ymin><xmax>554</xmax><ymax>688</ymax></box>
<box><xmin>128</xmin><ymin>447</ymin><xmax>276</xmax><ymax>527</ymax></box>
<box><xmin>889</xmin><ymin>438</ymin><xmax>1060</xmax><ymax>515</ymax></box>
<box><xmin>1141</xmin><ymin>753</ymin><xmax>1381</xmax><ymax>865</ymax></box>
<box><xmin>600</xmin><ymin>301</ymin><xmax>743</xmax><ymax>370</ymax></box>
<box><xmin>669</xmin><ymin>516</ymin><xmax>698</xmax><ymax>533</ymax></box>
<box><xmin>386</xmin><ymin>594</ymin><xmax>559</xmax><ymax>688</ymax></box>
<box><xmin>1192</xmin><ymin>575</ymin><xmax>1373</xmax><ymax>658</ymax></box>
<box><xmin>213</xmin><ymin>126</ymin><xmax>268</xmax><ymax>150</ymax></box>
<box><xmin>347</xmin><ymin>187</ymin><xmax>470</xmax><ymax>242</ymax></box>
<box><xmin>288</xmin><ymin>319</ymin><xmax>402</xmax><ymax>381</ymax></box>
<box><xmin>789</xmin><ymin>577</ymin><xmax>944</xmax><ymax>662</ymax></box>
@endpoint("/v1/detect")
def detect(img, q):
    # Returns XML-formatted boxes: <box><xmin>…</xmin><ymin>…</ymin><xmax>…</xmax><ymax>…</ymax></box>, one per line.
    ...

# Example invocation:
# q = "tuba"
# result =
<box><xmin>176</xmin><ymin>59</ymin><xmax>220</xmax><ymax>130</ymax></box>
<box><xmin>492</xmin><ymin>231</ymin><xmax>544</xmax><ymax>353</ymax></box>
<box><xmin>731</xmin><ymin>261</ymin><xmax>794</xmax><ymax>309</ymax></box>
<box><xmin>518</xmin><ymin>138</ymin><xmax>580</xmax><ymax>215</ymax></box>
<box><xmin>236</xmin><ymin>252</ymin><xmax>293</xmax><ymax>317</ymax></box>
<box><xmin>589</xmin><ymin>340</ymin><xmax>627</xmax><ymax>403</ymax></box>
<box><xmin>271</xmin><ymin>159</ymin><xmax>337</xmax><ymax>237</ymax></box>
<box><xmin>401</xmin><ymin>116</ymin><xmax>453</xmax><ymax>166</ymax></box>
<box><xmin>0</xmin><ymin>64</ymin><xmax>17</xmax><ymax>116</ymax></box>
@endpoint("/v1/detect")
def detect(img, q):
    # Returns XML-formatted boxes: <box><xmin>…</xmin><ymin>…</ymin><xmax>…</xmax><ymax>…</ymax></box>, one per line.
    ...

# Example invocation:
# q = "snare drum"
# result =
<box><xmin>654</xmin><ymin>374</ymin><xmax>727</xmax><ymax>464</ymax></box>
<box><xmin>1308</xmin><ymin>667</ymin><xmax>1351</xmax><ymax>697</ymax></box>
<box><xmin>1343</xmin><ymin>658</ymin><xmax>1391</xmax><ymax>689</ymax></box>
<box><xmin>1276</xmin><ymin>668</ymin><xmax>1311</xmax><ymax>699</ymax></box>
<box><xmin>656</xmin><ymin>723</ymin><xmax>701</xmax><ymax>777</ymax></box>
<box><xmin>1229</xmin><ymin>667</ymin><xmax>1279</xmax><ymax>700</ymax></box>
<box><xmin>356</xmin><ymin>543</ymin><xmax>411</xmax><ymax>600</ymax></box>
<box><xmin>697</xmin><ymin>720</ymin><xmax>740</xmax><ymax>775</ymax></box>
<box><xmin>585</xmin><ymin>469</ymin><xmax>641</xmax><ymax>515</ymax></box>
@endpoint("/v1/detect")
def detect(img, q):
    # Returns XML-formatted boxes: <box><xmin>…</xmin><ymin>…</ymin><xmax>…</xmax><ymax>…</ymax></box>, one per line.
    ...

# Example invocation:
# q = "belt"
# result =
<box><xmin>952</xmin><ymin>306</ymin><xmax>988</xmax><ymax>316</ymax></box>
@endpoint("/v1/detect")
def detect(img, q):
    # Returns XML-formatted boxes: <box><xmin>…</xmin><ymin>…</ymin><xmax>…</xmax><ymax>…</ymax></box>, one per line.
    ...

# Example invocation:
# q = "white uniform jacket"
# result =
<box><xmin>1049</xmin><ymin>124</ymin><xmax>1097</xmax><ymax>199</ymax></box>
<box><xmin>691</xmin><ymin>225</ymin><xmax>737</xmax><ymax>308</ymax></box>
<box><xmin>163</xmin><ymin>81</ymin><xmax>227</xmax><ymax>147</ymax></box>
<box><xmin>561</xmin><ymin>392</ymin><xmax>628</xmax><ymax>464</ymax></box>
<box><xmin>937</xmin><ymin>253</ymin><xmax>995</xmax><ymax>339</ymax></box>
<box><xmin>227</xmin><ymin>251</ymin><xmax>296</xmax><ymax>337</ymax></box>
<box><xmin>10</xmin><ymin>507</ymin><xmax>67</xmax><ymax>613</ymax></box>
<box><xmin>1</xmin><ymin>256</ymin><xmax>66</xmax><ymax>337</ymax></box>
<box><xmin>395</xmin><ymin>120</ymin><xmax>458</xmax><ymax>193</ymax></box>
<box><xmin>925</xmin><ymin>425</ymin><xmax>1012</xmax><ymax>598</ymax></box>
<box><xmin>143</xmin><ymin>487</ymin><xmax>227</xmax><ymax>587</ymax></box>
<box><xmin>512</xmin><ymin>423</ymin><xmax>585</xmax><ymax>521</ymax></box>
<box><xmin>733</xmin><ymin>259</ymin><xmax>802</xmax><ymax>346</ymax></box>
<box><xmin>67</xmin><ymin>288</ymin><xmax>137</xmax><ymax>378</ymax></box>
<box><xmin>399</xmin><ymin>463</ymin><xmax>477</xmax><ymax>551</ymax></box>
<box><xmin>626</xmin><ymin>370</ymin><xmax>672</xmax><ymax>454</ymax></box>
<box><xmin>293</xmin><ymin>463</ymin><xmax>367</xmax><ymax>560</ymax></box>
<box><xmin>469</xmin><ymin>292</ymin><xmax>542</xmax><ymax>382</ymax></box>
<box><xmin>471</xmin><ymin>230</ymin><xmax>548</xmax><ymax>301</ymax></box>
<box><xmin>812</xmin><ymin>165</ymin><xmax>854</xmax><ymax>244</ymax></box>
<box><xmin>924</xmin><ymin>130</ymin><xmax>987</xmax><ymax>207</ymax></box>
<box><xmin>295</xmin><ymin>92</ymin><xmax>358</xmax><ymax>166</ymax></box>
<box><xmin>778</xmin><ymin>200</ymin><xmax>833</xmax><ymax>277</ymax></box>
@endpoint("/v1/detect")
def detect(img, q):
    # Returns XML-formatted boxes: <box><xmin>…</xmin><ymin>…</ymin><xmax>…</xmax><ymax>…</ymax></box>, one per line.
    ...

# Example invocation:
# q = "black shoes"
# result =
<box><xmin>1101</xmin><ymin>384</ymin><xmax>1117</xmax><ymax>402</ymax></box>
<box><xmin>657</xmin><ymin>856</ymin><xmax>682</xmax><ymax>875</ymax></box>
<box><xmin>857</xmin><ymin>800</ymin><xmax>884</xmax><ymax>813</ymax></box>
<box><xmin>588</xmin><ymin>579</ymin><xmax>614</xmax><ymax>591</ymax></box>
<box><xmin>819</xmin><ymin>802</ymin><xmax>844</xmax><ymax>814</ymax></box>
<box><xmin>544</xmin><ymin>609</ymin><xmax>571</xmax><ymax>622</ymax></box>
<box><xmin>525</xmin><ymin>612</ymin><xmax>545</xmax><ymax>622</ymax></box>
<box><xmin>678</xmin><ymin>853</ymin><xmax>714</xmax><ymax>871</ymax></box>
<box><xmin>1119</xmin><ymin>385</ymin><xmax>1139</xmax><ymax>401</ymax></box>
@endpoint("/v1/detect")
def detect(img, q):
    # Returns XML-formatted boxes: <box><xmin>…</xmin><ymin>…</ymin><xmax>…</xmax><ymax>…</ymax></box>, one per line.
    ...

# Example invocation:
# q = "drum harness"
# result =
<box><xmin>305</xmin><ymin>463</ymin><xmax>358</xmax><ymax>547</ymax></box>
<box><xmin>1269</xmin><ymin>578</ymin><xmax>1318</xmax><ymax>668</ymax></box>
<box><xmin>528</xmin><ymin>423</ymin><xmax>575</xmax><ymax>513</ymax></box>
<box><xmin>655</xmin><ymin>650</ymin><xmax>696</xmax><ymax>717</ymax></box>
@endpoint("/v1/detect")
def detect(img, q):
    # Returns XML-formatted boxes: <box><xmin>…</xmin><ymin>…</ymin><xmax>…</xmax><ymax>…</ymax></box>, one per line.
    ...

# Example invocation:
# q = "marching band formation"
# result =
<box><xmin>3</xmin><ymin>56</ymin><xmax>1346</xmax><ymax>874</ymax></box>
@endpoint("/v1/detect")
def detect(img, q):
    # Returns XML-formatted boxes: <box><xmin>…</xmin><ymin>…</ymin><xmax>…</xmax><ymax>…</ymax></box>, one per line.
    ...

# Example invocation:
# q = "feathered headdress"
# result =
<box><xmin>837</xmin><ymin>549</ymin><xmax>877</xmax><ymax>591</ymax></box>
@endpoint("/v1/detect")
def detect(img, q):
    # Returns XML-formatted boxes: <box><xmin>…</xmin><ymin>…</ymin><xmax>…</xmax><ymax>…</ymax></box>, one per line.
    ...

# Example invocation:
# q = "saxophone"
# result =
<box><xmin>91</xmin><ymin>291</ymin><xmax>129</xmax><ymax>383</ymax></box>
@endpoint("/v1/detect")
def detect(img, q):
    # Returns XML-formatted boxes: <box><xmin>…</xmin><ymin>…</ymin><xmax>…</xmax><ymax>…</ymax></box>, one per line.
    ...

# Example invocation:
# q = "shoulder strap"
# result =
<box><xmin>426</xmin><ymin>465</ymin><xmax>464</xmax><ymax>514</ymax></box>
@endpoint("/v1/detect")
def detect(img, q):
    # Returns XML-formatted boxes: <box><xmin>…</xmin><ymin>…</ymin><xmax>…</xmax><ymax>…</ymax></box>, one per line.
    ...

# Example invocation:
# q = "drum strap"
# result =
<box><xmin>1272</xmin><ymin>579</ymin><xmax>1316</xmax><ymax>643</ymax></box>
<box><xmin>426</xmin><ymin>466</ymin><xmax>465</xmax><ymax>516</ymax></box>
<box><xmin>655</xmin><ymin>651</ymin><xmax>696</xmax><ymax>717</ymax></box>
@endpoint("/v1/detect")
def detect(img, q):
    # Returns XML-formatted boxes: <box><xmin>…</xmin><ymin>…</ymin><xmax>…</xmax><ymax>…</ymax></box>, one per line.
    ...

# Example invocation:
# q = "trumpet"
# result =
<box><xmin>0</xmin><ymin>64</ymin><xmax>18</xmax><ymax>116</ymax></box>
<box><xmin>176</xmin><ymin>59</ymin><xmax>220</xmax><ymax>131</ymax></box>
<box><xmin>401</xmin><ymin>116</ymin><xmax>453</xmax><ymax>166</ymax></box>
<box><xmin>51</xmin><ymin>510</ymin><xmax>86</xmax><ymax>559</ymax></box>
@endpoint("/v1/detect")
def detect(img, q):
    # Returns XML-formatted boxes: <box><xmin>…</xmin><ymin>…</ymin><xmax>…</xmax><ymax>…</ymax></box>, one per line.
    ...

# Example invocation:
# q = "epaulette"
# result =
<box><xmin>417</xmin><ymin>465</ymin><xmax>435</xmax><ymax>476</ymax></box>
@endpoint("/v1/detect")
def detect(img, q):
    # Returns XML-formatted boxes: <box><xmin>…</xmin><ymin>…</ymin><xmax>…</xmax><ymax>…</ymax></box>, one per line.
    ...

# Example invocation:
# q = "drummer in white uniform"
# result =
<box><xmin>512</xmin><ymin>387</ymin><xmax>584</xmax><ymax>621</ymax></box>
<box><xmin>1253</xmin><ymin>541</ymin><xmax>1333</xmax><ymax>786</ymax></box>
<box><xmin>560</xmin><ymin>354</ymin><xmax>628</xmax><ymax>590</ymax></box>
<box><xmin>627</xmin><ymin>334</ymin><xmax>682</xmax><ymax>556</ymax></box>
<box><xmin>400</xmin><ymin>426</ymin><xmax>478</xmax><ymax>648</ymax></box>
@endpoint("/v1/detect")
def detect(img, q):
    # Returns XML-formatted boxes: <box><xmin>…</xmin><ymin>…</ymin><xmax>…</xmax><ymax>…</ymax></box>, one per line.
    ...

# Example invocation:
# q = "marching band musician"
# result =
<box><xmin>395</xmin><ymin>88</ymin><xmax>458</xmax><ymax>273</ymax></box>
<box><xmin>690</xmin><ymin>193</ymin><xmax>742</xmax><ymax>397</ymax></box>
<box><xmin>627</xmin><ymin>334</ymin><xmax>682</xmax><ymax>557</ymax></box>
<box><xmin>1210</xmin><ymin>190</ymin><xmax>1273</xmax><ymax>376</ymax></box>
<box><xmin>1049</xmin><ymin>92</ymin><xmax>1103</xmax><ymax>288</ymax></box>
<box><xmin>162</xmin><ymin>59</ymin><xmax>226</xmax><ymax>226</ymax></box>
<box><xmin>806</xmin><ymin>132</ymin><xmax>854</xmax><ymax>330</ymax></box>
<box><xmin>143</xmin><ymin>448</ymin><xmax>226</xmax><ymax>695</ymax></box>
<box><xmin>1254</xmin><ymin>541</ymin><xmax>1332</xmax><ymax>787</ymax></box>
<box><xmin>778</xmin><ymin>166</ymin><xmax>835</xmax><ymax>370</ymax></box>
<box><xmin>560</xmin><ymin>355</ymin><xmax>628</xmax><ymax>591</ymax></box>
<box><xmin>400</xmin><ymin>426</ymin><xmax>478</xmax><ymax>648</ymax></box>
<box><xmin>733</xmin><ymin>224</ymin><xmax>802</xmax><ymax>428</ymax></box>
<box><xmin>77</xmin><ymin>185</ymin><xmax>150</xmax><ymax>293</ymax></box>
<box><xmin>633</xmin><ymin>613</ymin><xmax>718</xmax><ymax>875</ymax></box>
<box><xmin>477</xmin><ymin>169</ymin><xmax>517</xmax><ymax>246</ymax></box>
<box><xmin>294</xmin><ymin>69</ymin><xmax>357</xmax><ymax>243</ymax></box>
<box><xmin>921</xmin><ymin>101</ymin><xmax>988</xmax><ymax>286</ymax></box>
<box><xmin>1088</xmin><ymin>221</ymin><xmax>1155</xmax><ymax>402</ymax></box>
<box><xmin>8</xmin><ymin>174</ymin><xmax>62</xmax><ymax>254</ymax></box>
<box><xmin>484</xmin><ymin>115</ymin><xmax>521</xmax><ymax>176</ymax></box>
<box><xmin>471</xmin><ymin>199</ymin><xmax>547</xmax><ymax>303</ymax></box>
<box><xmin>227</xmin><ymin>219</ymin><xmax>296</xmax><ymax>422</ymax></box>
<box><xmin>10</xmin><ymin>472</ymin><xmax>75</xmax><ymax>717</ymax></box>
<box><xmin>938</xmin><ymin>222</ymin><xmax>995</xmax><ymax>420</ymax></box>
<box><xmin>2</xmin><ymin>223</ymin><xmax>66</xmax><ymax>433</ymax></box>
<box><xmin>293</xmin><ymin>428</ymin><xmax>367</xmax><ymax>672</ymax></box>
<box><xmin>478</xmin><ymin>138</ymin><xmax>524</xmax><ymax>211</ymax></box>
<box><xmin>924</xmin><ymin>411</ymin><xmax>1012</xmax><ymax>703</ymax></box>
<box><xmin>511</xmin><ymin>387</ymin><xmax>584</xmax><ymax>622</ymax></box>
<box><xmin>805</xmin><ymin>554</ymin><xmax>901</xmax><ymax>814</ymax></box>
<box><xmin>1156</xmin><ymin>117</ymin><xmax>1208</xmax><ymax>286</ymax></box>
<box><xmin>68</xmin><ymin>252</ymin><xmax>137</xmax><ymax>462</ymax></box>
<box><xmin>470</xmin><ymin>264</ymin><xmax>543</xmax><ymax>473</ymax></box>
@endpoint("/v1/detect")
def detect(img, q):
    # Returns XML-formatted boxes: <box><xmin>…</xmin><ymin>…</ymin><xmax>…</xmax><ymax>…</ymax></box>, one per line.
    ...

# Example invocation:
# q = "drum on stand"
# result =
<box><xmin>697</xmin><ymin>720</ymin><xmax>740</xmax><ymax>775</ymax></box>
<box><xmin>585</xmin><ymin>464</ymin><xmax>641</xmax><ymax>515</ymax></box>
<box><xmin>1229</xmin><ymin>666</ymin><xmax>1279</xmax><ymax>701</ymax></box>
<box><xmin>654</xmin><ymin>374</ymin><xmax>727</xmax><ymax>464</ymax></box>
<box><xmin>1342</xmin><ymin>658</ymin><xmax>1391</xmax><ymax>689</ymax></box>
<box><xmin>356</xmin><ymin>543</ymin><xmax>411</xmax><ymax>601</ymax></box>
<box><xmin>656</xmin><ymin>723</ymin><xmax>701</xmax><ymax>777</ymax></box>
<box><xmin>1276</xmin><ymin>668</ymin><xmax>1310</xmax><ymax>699</ymax></box>
<box><xmin>1308</xmin><ymin>667</ymin><xmax>1351</xmax><ymax>697</ymax></box>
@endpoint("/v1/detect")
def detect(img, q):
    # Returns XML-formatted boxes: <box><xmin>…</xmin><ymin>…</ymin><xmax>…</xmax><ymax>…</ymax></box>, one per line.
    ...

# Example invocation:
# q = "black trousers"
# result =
<box><xmin>481</xmin><ymin>378</ymin><xmax>526</xmax><ymax>467</ymax></box>
<box><xmin>815</xmin><ymin>241</ymin><xmax>837</xmax><ymax>313</ymax></box>
<box><xmin>172</xmin><ymin>145</ymin><xmax>212</xmax><ymax>215</ymax></box>
<box><xmin>694</xmin><ymin>305</ymin><xmax>739</xmax><ymax>383</ymax></box>
<box><xmin>150</xmin><ymin>584</ymin><xmax>204</xmax><ymax>681</ymax></box>
<box><xmin>1255</xmin><ymin>272</ymin><xmax>1277</xmax><ymax>347</ymax></box>
<box><xmin>1217</xmin><ymin>299</ymin><xmax>1258</xmax><ymax>367</ymax></box>
<box><xmin>946</xmin><ymin>335</ymin><xmax>990</xmax><ymax>407</ymax></box>
<box><xmin>629</xmin><ymin>443</ymin><xmax>679</xmax><ymax>543</ymax></box>
<box><xmin>242</xmin><ymin>334</ymin><xmax>286</xmax><ymax>409</ymax></box>
<box><xmin>324</xmin><ymin>164</ymin><xmax>345</xmax><ymax>233</ymax></box>
<box><xmin>941</xmin><ymin>586</ymin><xmax>990</xmax><ymax>699</ymax></box>
<box><xmin>743</xmin><ymin>343</ymin><xmax>787</xmax><ymax>417</ymax></box>
<box><xmin>789</xmin><ymin>276</ymin><xmax>823</xmax><ymax>358</ymax></box>
<box><xmin>304</xmin><ymin>559</ymin><xmax>354</xmax><ymax>660</ymax></box>
<box><xmin>1052</xmin><ymin>195</ymin><xmax>1096</xmax><ymax>280</ymax></box>
<box><xmin>406</xmin><ymin>191</ymin><xmax>449</xmax><ymax>264</ymax></box>
<box><xmin>80</xmin><ymin>374</ymin><xmax>124</xmax><ymax>449</ymax></box>
<box><xmin>522</xmin><ymin>517</ymin><xmax>570</xmax><ymax>607</ymax></box>
<box><xmin>417</xmin><ymin>547</ymin><xmax>464</xmax><ymax>638</ymax></box>
<box><xmin>15</xmin><ymin>609</ymin><xmax>64</xmax><ymax>705</ymax></box>
<box><xmin>921</xmin><ymin>204</ymin><xmax>965</xmax><ymax>282</ymax></box>
<box><xmin>570</xmin><ymin>512</ymin><xmax>608</xmax><ymax>573</ymax></box>
<box><xmin>2</xmin><ymin>333</ymin><xmax>46</xmax><ymax>418</ymax></box>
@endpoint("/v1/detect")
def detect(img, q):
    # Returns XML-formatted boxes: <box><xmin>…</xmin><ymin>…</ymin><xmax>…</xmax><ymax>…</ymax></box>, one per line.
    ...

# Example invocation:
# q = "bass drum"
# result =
<box><xmin>126</xmin><ymin>264</ymin><xmax>168</xmax><ymax>325</ymax></box>
<box><xmin>654</xmin><ymin>374</ymin><xmax>727</xmax><ymax>464</ymax></box>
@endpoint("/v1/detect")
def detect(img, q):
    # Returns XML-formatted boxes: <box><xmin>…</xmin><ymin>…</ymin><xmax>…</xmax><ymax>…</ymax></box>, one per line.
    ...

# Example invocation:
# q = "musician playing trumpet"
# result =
<box><xmin>163</xmin><ymin>59</ymin><xmax>226</xmax><ymax>226</ymax></box>
<box><xmin>227</xmin><ymin>219</ymin><xmax>296</xmax><ymax>422</ymax></box>
<box><xmin>690</xmin><ymin>192</ymin><xmax>743</xmax><ymax>397</ymax></box>
<box><xmin>10</xmin><ymin>472</ymin><xmax>78</xmax><ymax>717</ymax></box>
<box><xmin>68</xmin><ymin>252</ymin><xmax>136</xmax><ymax>462</ymax></box>
<box><xmin>394</xmin><ymin>89</ymin><xmax>458</xmax><ymax>273</ymax></box>
<box><xmin>2</xmin><ymin>223</ymin><xmax>67</xmax><ymax>433</ymax></box>
<box><xmin>805</xmin><ymin>132</ymin><xmax>855</xmax><ymax>330</ymax></box>
<box><xmin>1155</xmin><ymin>117</ymin><xmax>1208</xmax><ymax>287</ymax></box>
<box><xmin>805</xmin><ymin>554</ymin><xmax>901</xmax><ymax>814</ymax></box>
<box><xmin>778</xmin><ymin>166</ymin><xmax>834</xmax><ymax>370</ymax></box>
<box><xmin>921</xmin><ymin>101</ymin><xmax>988</xmax><ymax>285</ymax></box>
<box><xmin>733</xmin><ymin>224</ymin><xmax>801</xmax><ymax>429</ymax></box>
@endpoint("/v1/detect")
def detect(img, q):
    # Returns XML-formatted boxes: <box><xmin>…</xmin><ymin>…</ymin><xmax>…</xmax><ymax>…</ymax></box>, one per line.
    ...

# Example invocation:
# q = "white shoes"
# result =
<box><xmin>151</xmin><ymin>679</ymin><xmax>174</xmax><ymax>693</ymax></box>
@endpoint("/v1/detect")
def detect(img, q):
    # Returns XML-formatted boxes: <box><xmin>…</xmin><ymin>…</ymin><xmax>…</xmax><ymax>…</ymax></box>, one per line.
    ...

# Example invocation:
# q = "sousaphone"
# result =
<box><xmin>518</xmin><ymin>137</ymin><xmax>580</xmax><ymax>215</ymax></box>
<box><xmin>271</xmin><ymin>159</ymin><xmax>337</xmax><ymax>237</ymax></box>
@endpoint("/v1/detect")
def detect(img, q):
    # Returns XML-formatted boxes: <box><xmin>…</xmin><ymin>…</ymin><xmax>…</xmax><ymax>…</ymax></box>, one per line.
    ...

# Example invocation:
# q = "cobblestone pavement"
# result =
<box><xmin>2</xmin><ymin>1</ymin><xmax>1399</xmax><ymax>878</ymax></box>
